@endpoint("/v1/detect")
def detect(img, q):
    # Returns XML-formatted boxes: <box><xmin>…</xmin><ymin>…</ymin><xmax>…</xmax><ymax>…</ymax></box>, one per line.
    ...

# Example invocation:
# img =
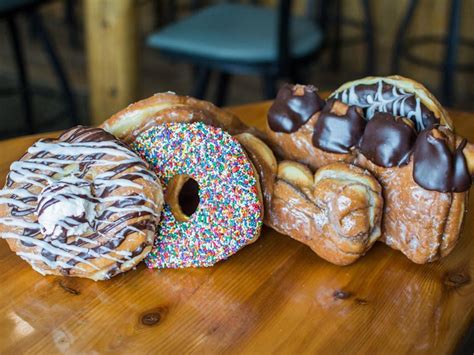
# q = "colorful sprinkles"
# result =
<box><xmin>132</xmin><ymin>122</ymin><xmax>262</xmax><ymax>268</ymax></box>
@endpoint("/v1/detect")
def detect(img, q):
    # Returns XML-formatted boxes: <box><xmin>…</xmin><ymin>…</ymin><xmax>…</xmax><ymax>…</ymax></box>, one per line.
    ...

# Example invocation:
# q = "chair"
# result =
<box><xmin>147</xmin><ymin>0</ymin><xmax>324</xmax><ymax>106</ymax></box>
<box><xmin>322</xmin><ymin>0</ymin><xmax>375</xmax><ymax>75</ymax></box>
<box><xmin>1</xmin><ymin>0</ymin><xmax>78</xmax><ymax>133</ymax></box>
<box><xmin>392</xmin><ymin>0</ymin><xmax>473</xmax><ymax>106</ymax></box>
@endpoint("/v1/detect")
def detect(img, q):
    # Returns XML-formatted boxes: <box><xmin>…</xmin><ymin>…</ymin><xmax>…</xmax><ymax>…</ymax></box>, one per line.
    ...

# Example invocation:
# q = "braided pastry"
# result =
<box><xmin>0</xmin><ymin>127</ymin><xmax>163</xmax><ymax>280</ymax></box>
<box><xmin>263</xmin><ymin>76</ymin><xmax>474</xmax><ymax>263</ymax></box>
<box><xmin>236</xmin><ymin>133</ymin><xmax>383</xmax><ymax>265</ymax></box>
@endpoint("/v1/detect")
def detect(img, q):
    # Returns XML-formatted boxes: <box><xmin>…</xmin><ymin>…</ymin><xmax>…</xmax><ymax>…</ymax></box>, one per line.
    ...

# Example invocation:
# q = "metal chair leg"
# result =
<box><xmin>64</xmin><ymin>0</ymin><xmax>80</xmax><ymax>48</ymax></box>
<box><xmin>215</xmin><ymin>72</ymin><xmax>230</xmax><ymax>107</ymax></box>
<box><xmin>192</xmin><ymin>67</ymin><xmax>211</xmax><ymax>99</ymax></box>
<box><xmin>7</xmin><ymin>17</ymin><xmax>34</xmax><ymax>134</ymax></box>
<box><xmin>330</xmin><ymin>0</ymin><xmax>342</xmax><ymax>72</ymax></box>
<box><xmin>262</xmin><ymin>74</ymin><xmax>277</xmax><ymax>100</ymax></box>
<box><xmin>442</xmin><ymin>0</ymin><xmax>462</xmax><ymax>107</ymax></box>
<box><xmin>30</xmin><ymin>11</ymin><xmax>79</xmax><ymax>126</ymax></box>
<box><xmin>362</xmin><ymin>0</ymin><xmax>375</xmax><ymax>74</ymax></box>
<box><xmin>391</xmin><ymin>0</ymin><xmax>419</xmax><ymax>74</ymax></box>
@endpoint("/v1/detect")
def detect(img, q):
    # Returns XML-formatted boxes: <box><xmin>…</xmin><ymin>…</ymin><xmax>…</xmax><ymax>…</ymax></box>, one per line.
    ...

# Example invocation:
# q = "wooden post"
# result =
<box><xmin>84</xmin><ymin>0</ymin><xmax>138</xmax><ymax>126</ymax></box>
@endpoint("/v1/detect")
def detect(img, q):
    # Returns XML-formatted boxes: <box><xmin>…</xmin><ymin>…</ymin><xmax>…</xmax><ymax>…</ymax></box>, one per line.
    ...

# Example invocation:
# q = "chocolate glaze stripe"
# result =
<box><xmin>16</xmin><ymin>252</ymin><xmax>88</xmax><ymax>273</ymax></box>
<box><xmin>0</xmin><ymin>127</ymin><xmax>161</xmax><ymax>275</ymax></box>
<box><xmin>49</xmin><ymin>240</ymin><xmax>124</xmax><ymax>263</ymax></box>
<box><xmin>0</xmin><ymin>232</ymin><xmax>100</xmax><ymax>269</ymax></box>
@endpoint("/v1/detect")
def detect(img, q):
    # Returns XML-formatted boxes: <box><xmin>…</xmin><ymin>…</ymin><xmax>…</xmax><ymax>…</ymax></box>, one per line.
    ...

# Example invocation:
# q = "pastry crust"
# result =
<box><xmin>356</xmin><ymin>154</ymin><xmax>466</xmax><ymax>263</ymax></box>
<box><xmin>102</xmin><ymin>92</ymin><xmax>246</xmax><ymax>143</ymax></box>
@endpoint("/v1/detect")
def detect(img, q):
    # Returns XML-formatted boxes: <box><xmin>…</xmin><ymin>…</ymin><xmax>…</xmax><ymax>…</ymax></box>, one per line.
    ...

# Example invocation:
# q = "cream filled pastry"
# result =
<box><xmin>0</xmin><ymin>126</ymin><xmax>163</xmax><ymax>280</ymax></box>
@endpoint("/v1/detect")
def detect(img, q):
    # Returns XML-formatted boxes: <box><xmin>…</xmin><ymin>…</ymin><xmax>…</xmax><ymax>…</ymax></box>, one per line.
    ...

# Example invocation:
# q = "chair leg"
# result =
<box><xmin>289</xmin><ymin>65</ymin><xmax>305</xmax><ymax>84</ymax></box>
<box><xmin>262</xmin><ymin>74</ymin><xmax>277</xmax><ymax>100</ymax></box>
<box><xmin>441</xmin><ymin>0</ymin><xmax>462</xmax><ymax>107</ymax></box>
<box><xmin>64</xmin><ymin>0</ymin><xmax>80</xmax><ymax>48</ymax></box>
<box><xmin>30</xmin><ymin>11</ymin><xmax>79</xmax><ymax>126</ymax></box>
<box><xmin>391</xmin><ymin>0</ymin><xmax>419</xmax><ymax>74</ymax></box>
<box><xmin>192</xmin><ymin>67</ymin><xmax>211</xmax><ymax>99</ymax></box>
<box><xmin>7</xmin><ymin>17</ymin><xmax>34</xmax><ymax>134</ymax></box>
<box><xmin>215</xmin><ymin>72</ymin><xmax>231</xmax><ymax>107</ymax></box>
<box><xmin>330</xmin><ymin>0</ymin><xmax>342</xmax><ymax>72</ymax></box>
<box><xmin>362</xmin><ymin>0</ymin><xmax>375</xmax><ymax>74</ymax></box>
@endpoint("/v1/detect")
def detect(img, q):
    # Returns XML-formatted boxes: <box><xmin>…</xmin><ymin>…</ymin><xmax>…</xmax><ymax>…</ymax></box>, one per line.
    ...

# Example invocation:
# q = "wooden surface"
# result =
<box><xmin>84</xmin><ymin>0</ymin><xmax>139</xmax><ymax>125</ymax></box>
<box><xmin>1</xmin><ymin>102</ymin><xmax>474</xmax><ymax>354</ymax></box>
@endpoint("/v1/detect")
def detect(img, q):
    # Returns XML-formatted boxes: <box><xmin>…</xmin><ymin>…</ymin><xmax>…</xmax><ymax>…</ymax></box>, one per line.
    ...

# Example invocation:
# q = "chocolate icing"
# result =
<box><xmin>413</xmin><ymin>128</ymin><xmax>471</xmax><ymax>192</ymax></box>
<box><xmin>268</xmin><ymin>84</ymin><xmax>325</xmax><ymax>133</ymax></box>
<box><xmin>312</xmin><ymin>99</ymin><xmax>366</xmax><ymax>154</ymax></box>
<box><xmin>332</xmin><ymin>81</ymin><xmax>439</xmax><ymax>131</ymax></box>
<box><xmin>359</xmin><ymin>112</ymin><xmax>417</xmax><ymax>167</ymax></box>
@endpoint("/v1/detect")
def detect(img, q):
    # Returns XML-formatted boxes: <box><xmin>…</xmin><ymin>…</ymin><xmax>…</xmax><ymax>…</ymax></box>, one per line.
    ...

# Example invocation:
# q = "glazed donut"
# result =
<box><xmin>261</xmin><ymin>76</ymin><xmax>474</xmax><ymax>263</ymax></box>
<box><xmin>0</xmin><ymin>126</ymin><xmax>163</xmax><ymax>280</ymax></box>
<box><xmin>102</xmin><ymin>92</ymin><xmax>246</xmax><ymax>143</ymax></box>
<box><xmin>236</xmin><ymin>132</ymin><xmax>383</xmax><ymax>265</ymax></box>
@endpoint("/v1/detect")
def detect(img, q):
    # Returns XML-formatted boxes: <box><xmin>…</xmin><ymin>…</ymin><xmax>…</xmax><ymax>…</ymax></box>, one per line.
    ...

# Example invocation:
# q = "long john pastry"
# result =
<box><xmin>262</xmin><ymin>76</ymin><xmax>474</xmax><ymax>264</ymax></box>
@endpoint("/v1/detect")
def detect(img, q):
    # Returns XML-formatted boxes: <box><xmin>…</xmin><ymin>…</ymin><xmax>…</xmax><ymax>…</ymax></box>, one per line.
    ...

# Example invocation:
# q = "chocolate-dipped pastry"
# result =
<box><xmin>413</xmin><ymin>128</ymin><xmax>472</xmax><ymax>192</ymax></box>
<box><xmin>359</xmin><ymin>112</ymin><xmax>417</xmax><ymax>167</ymax></box>
<box><xmin>262</xmin><ymin>87</ymin><xmax>357</xmax><ymax>170</ymax></box>
<box><xmin>268</xmin><ymin>84</ymin><xmax>325</xmax><ymax>133</ymax></box>
<box><xmin>258</xmin><ymin>76</ymin><xmax>474</xmax><ymax>264</ymax></box>
<box><xmin>313</xmin><ymin>99</ymin><xmax>366</xmax><ymax>154</ymax></box>
<box><xmin>330</xmin><ymin>75</ymin><xmax>453</xmax><ymax>131</ymax></box>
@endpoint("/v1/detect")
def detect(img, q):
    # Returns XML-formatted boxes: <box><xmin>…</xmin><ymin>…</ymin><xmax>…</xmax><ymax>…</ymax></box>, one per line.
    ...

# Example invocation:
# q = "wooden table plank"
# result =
<box><xmin>0</xmin><ymin>103</ymin><xmax>473</xmax><ymax>353</ymax></box>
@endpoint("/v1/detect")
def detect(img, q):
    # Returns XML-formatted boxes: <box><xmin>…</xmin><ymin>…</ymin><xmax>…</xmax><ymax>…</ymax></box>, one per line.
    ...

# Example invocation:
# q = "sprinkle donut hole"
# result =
<box><xmin>165</xmin><ymin>174</ymin><xmax>200</xmax><ymax>222</ymax></box>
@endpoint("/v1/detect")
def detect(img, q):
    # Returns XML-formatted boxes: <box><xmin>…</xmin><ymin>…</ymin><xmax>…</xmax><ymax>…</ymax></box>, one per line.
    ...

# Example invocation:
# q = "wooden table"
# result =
<box><xmin>0</xmin><ymin>102</ymin><xmax>473</xmax><ymax>353</ymax></box>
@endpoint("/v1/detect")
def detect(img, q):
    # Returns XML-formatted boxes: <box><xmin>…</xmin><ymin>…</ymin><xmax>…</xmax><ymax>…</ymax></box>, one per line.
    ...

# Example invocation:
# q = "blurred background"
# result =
<box><xmin>0</xmin><ymin>0</ymin><xmax>473</xmax><ymax>139</ymax></box>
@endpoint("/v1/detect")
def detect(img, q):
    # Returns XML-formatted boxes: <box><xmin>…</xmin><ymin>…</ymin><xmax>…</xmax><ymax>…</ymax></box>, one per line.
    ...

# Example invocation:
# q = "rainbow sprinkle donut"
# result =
<box><xmin>132</xmin><ymin>121</ymin><xmax>263</xmax><ymax>268</ymax></box>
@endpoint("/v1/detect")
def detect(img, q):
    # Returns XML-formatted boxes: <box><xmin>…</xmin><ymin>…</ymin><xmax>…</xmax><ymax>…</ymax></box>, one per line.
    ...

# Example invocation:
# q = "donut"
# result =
<box><xmin>0</xmin><ymin>126</ymin><xmax>163</xmax><ymax>280</ymax></box>
<box><xmin>131</xmin><ymin>121</ymin><xmax>263</xmax><ymax>268</ymax></box>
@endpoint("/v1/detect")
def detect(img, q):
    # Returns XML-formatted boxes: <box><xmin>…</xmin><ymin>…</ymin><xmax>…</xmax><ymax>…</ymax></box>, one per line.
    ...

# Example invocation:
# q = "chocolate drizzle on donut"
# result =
<box><xmin>268</xmin><ymin>84</ymin><xmax>325</xmax><ymax>133</ymax></box>
<box><xmin>0</xmin><ymin>126</ymin><xmax>161</xmax><ymax>277</ymax></box>
<box><xmin>312</xmin><ymin>99</ymin><xmax>366</xmax><ymax>154</ymax></box>
<box><xmin>413</xmin><ymin>128</ymin><xmax>472</xmax><ymax>192</ymax></box>
<box><xmin>359</xmin><ymin>112</ymin><xmax>417</xmax><ymax>167</ymax></box>
<box><xmin>332</xmin><ymin>80</ymin><xmax>439</xmax><ymax>131</ymax></box>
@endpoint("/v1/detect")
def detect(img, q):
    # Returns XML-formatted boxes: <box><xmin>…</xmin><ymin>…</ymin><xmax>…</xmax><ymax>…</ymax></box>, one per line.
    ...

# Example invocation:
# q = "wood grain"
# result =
<box><xmin>84</xmin><ymin>0</ymin><xmax>139</xmax><ymax>125</ymax></box>
<box><xmin>0</xmin><ymin>103</ymin><xmax>473</xmax><ymax>353</ymax></box>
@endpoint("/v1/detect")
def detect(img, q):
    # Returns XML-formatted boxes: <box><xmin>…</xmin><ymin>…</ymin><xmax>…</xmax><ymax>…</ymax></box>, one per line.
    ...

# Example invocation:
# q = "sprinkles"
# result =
<box><xmin>132</xmin><ymin>122</ymin><xmax>262</xmax><ymax>268</ymax></box>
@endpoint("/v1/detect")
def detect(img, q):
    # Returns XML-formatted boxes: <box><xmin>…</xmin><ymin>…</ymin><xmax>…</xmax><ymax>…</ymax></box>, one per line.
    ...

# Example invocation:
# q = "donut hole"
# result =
<box><xmin>165</xmin><ymin>175</ymin><xmax>200</xmax><ymax>222</ymax></box>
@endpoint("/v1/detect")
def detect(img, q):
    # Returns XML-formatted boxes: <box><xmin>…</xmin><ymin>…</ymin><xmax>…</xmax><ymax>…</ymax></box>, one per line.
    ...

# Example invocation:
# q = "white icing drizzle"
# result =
<box><xmin>0</xmin><ymin>127</ymin><xmax>161</xmax><ymax>276</ymax></box>
<box><xmin>333</xmin><ymin>80</ymin><xmax>430</xmax><ymax>131</ymax></box>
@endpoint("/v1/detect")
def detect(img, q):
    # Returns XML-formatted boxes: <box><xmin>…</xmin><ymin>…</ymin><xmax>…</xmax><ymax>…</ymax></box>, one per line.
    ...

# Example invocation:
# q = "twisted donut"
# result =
<box><xmin>0</xmin><ymin>126</ymin><xmax>163</xmax><ymax>280</ymax></box>
<box><xmin>236</xmin><ymin>133</ymin><xmax>383</xmax><ymax>265</ymax></box>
